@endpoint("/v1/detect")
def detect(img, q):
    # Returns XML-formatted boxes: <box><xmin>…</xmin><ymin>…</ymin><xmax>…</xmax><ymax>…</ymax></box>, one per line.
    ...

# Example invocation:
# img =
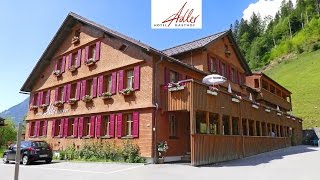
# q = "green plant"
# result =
<box><xmin>120</xmin><ymin>88</ymin><xmax>134</xmax><ymax>95</ymax></box>
<box><xmin>121</xmin><ymin>140</ymin><xmax>145</xmax><ymax>163</ymax></box>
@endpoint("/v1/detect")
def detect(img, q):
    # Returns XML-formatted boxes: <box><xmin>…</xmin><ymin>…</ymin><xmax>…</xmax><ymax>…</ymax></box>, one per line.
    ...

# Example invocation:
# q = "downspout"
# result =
<box><xmin>153</xmin><ymin>55</ymin><xmax>164</xmax><ymax>163</ymax></box>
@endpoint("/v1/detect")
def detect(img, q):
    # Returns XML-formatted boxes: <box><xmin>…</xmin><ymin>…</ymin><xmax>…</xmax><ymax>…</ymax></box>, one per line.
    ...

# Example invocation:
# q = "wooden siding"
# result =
<box><xmin>191</xmin><ymin>134</ymin><xmax>291</xmax><ymax>166</ymax></box>
<box><xmin>258</xmin><ymin>88</ymin><xmax>292</xmax><ymax>111</ymax></box>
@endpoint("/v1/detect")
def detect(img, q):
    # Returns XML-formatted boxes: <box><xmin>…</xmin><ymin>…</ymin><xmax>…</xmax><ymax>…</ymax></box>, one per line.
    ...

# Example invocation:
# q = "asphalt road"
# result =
<box><xmin>0</xmin><ymin>145</ymin><xmax>319</xmax><ymax>180</ymax></box>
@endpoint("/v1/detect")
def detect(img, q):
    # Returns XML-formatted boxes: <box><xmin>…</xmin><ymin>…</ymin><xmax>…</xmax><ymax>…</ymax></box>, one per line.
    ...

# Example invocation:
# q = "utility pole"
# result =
<box><xmin>14</xmin><ymin>123</ymin><xmax>22</xmax><ymax>180</ymax></box>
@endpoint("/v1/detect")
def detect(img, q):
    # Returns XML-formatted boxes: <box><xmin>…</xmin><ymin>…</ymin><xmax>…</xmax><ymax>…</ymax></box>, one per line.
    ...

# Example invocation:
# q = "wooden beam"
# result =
<box><xmin>206</xmin><ymin>111</ymin><xmax>209</xmax><ymax>134</ymax></box>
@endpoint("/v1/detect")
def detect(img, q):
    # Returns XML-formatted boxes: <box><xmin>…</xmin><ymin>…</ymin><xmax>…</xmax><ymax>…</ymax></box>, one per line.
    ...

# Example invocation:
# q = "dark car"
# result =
<box><xmin>2</xmin><ymin>140</ymin><xmax>53</xmax><ymax>165</ymax></box>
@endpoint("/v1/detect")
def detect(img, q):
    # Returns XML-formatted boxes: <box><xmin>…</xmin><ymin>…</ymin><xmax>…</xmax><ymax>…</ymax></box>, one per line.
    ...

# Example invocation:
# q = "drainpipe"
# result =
<box><xmin>153</xmin><ymin>56</ymin><xmax>164</xmax><ymax>163</ymax></box>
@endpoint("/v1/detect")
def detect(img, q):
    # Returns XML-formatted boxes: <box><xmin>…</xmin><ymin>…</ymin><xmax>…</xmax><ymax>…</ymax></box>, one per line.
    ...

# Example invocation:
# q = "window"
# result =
<box><xmin>208</xmin><ymin>57</ymin><xmax>216</xmax><ymax>73</ymax></box>
<box><xmin>39</xmin><ymin>121</ymin><xmax>45</xmax><ymax>136</ymax></box>
<box><xmin>232</xmin><ymin>117</ymin><xmax>239</xmax><ymax>135</ymax></box>
<box><xmin>54</xmin><ymin>119</ymin><xmax>62</xmax><ymax>137</ymax></box>
<box><xmin>83</xmin><ymin>117</ymin><xmax>90</xmax><ymax>137</ymax></box>
<box><xmin>103</xmin><ymin>75</ymin><xmax>112</xmax><ymax>93</ymax></box>
<box><xmin>261</xmin><ymin>122</ymin><xmax>267</xmax><ymax>136</ymax></box>
<box><xmin>126</xmin><ymin>70</ymin><xmax>134</xmax><ymax>89</ymax></box>
<box><xmin>74</xmin><ymin>29</ymin><xmax>80</xmax><ymax>38</ymax></box>
<box><xmin>86</xmin><ymin>79</ymin><xmax>93</xmax><ymax>96</ymax></box>
<box><xmin>222</xmin><ymin>115</ymin><xmax>230</xmax><ymax>135</ymax></box>
<box><xmin>256</xmin><ymin>121</ymin><xmax>261</xmax><ymax>136</ymax></box>
<box><xmin>230</xmin><ymin>68</ymin><xmax>235</xmax><ymax>82</ymax></box>
<box><xmin>101</xmin><ymin>115</ymin><xmax>110</xmax><ymax>136</ymax></box>
<box><xmin>67</xmin><ymin>118</ymin><xmax>75</xmax><ymax>137</ymax></box>
<box><xmin>29</xmin><ymin>122</ymin><xmax>36</xmax><ymax>137</ymax></box>
<box><xmin>242</xmin><ymin>119</ymin><xmax>248</xmax><ymax>136</ymax></box>
<box><xmin>69</xmin><ymin>83</ymin><xmax>77</xmax><ymax>99</ymax></box>
<box><xmin>221</xmin><ymin>63</ymin><xmax>226</xmax><ymax>77</ymax></box>
<box><xmin>70</xmin><ymin>52</ymin><xmax>78</xmax><ymax>67</ymax></box>
<box><xmin>254</xmin><ymin>79</ymin><xmax>259</xmax><ymax>88</ymax></box>
<box><xmin>56</xmin><ymin>58</ymin><xmax>62</xmax><ymax>70</ymax></box>
<box><xmin>262</xmin><ymin>80</ymin><xmax>268</xmax><ymax>90</ymax></box>
<box><xmin>209</xmin><ymin>113</ymin><xmax>219</xmax><ymax>134</ymax></box>
<box><xmin>56</xmin><ymin>86</ymin><xmax>65</xmax><ymax>102</ymax></box>
<box><xmin>123</xmin><ymin>114</ymin><xmax>133</xmax><ymax>136</ymax></box>
<box><xmin>88</xmin><ymin>44</ymin><xmax>96</xmax><ymax>60</ymax></box>
<box><xmin>169</xmin><ymin>71</ymin><xmax>179</xmax><ymax>83</ymax></box>
<box><xmin>196</xmin><ymin>111</ymin><xmax>206</xmax><ymax>134</ymax></box>
<box><xmin>270</xmin><ymin>85</ymin><xmax>275</xmax><ymax>94</ymax></box>
<box><xmin>248</xmin><ymin>120</ymin><xmax>254</xmax><ymax>136</ymax></box>
<box><xmin>169</xmin><ymin>115</ymin><xmax>177</xmax><ymax>137</ymax></box>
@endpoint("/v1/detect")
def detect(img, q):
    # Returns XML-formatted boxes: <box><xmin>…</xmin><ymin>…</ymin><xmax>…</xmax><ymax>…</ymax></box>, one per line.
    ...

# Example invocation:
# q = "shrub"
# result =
<box><xmin>121</xmin><ymin>140</ymin><xmax>145</xmax><ymax>163</ymax></box>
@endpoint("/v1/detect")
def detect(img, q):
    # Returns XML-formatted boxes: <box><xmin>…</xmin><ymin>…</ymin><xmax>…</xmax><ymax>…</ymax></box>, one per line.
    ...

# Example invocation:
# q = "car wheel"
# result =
<box><xmin>45</xmin><ymin>158</ymin><xmax>52</xmax><ymax>164</ymax></box>
<box><xmin>3</xmin><ymin>154</ymin><xmax>9</xmax><ymax>164</ymax></box>
<box><xmin>22</xmin><ymin>155</ymin><xmax>30</xmax><ymax>165</ymax></box>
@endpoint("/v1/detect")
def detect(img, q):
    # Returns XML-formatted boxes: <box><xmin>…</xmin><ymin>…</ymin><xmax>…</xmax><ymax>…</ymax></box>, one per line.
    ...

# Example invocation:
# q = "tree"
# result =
<box><xmin>0</xmin><ymin>118</ymin><xmax>17</xmax><ymax>147</ymax></box>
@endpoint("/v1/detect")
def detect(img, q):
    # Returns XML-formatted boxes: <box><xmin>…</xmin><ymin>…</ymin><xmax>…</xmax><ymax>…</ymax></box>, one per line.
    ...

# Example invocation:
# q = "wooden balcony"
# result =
<box><xmin>258</xmin><ymin>88</ymin><xmax>292</xmax><ymax>111</ymax></box>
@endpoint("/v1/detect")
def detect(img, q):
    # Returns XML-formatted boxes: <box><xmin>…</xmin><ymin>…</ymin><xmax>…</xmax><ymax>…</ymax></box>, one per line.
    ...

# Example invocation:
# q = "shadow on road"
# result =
<box><xmin>203</xmin><ymin>145</ymin><xmax>318</xmax><ymax>167</ymax></box>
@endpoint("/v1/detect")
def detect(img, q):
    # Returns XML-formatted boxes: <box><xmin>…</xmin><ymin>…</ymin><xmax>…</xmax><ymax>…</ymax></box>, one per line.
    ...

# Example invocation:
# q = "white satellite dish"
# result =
<box><xmin>227</xmin><ymin>83</ymin><xmax>232</xmax><ymax>93</ymax></box>
<box><xmin>249</xmin><ymin>93</ymin><xmax>253</xmax><ymax>101</ymax></box>
<box><xmin>202</xmin><ymin>74</ymin><xmax>227</xmax><ymax>86</ymax></box>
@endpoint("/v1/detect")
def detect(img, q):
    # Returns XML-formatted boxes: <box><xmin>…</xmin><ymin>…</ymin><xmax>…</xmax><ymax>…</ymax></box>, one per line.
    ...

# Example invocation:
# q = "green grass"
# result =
<box><xmin>264</xmin><ymin>50</ymin><xmax>320</xmax><ymax>128</ymax></box>
<box><xmin>0</xmin><ymin>147</ymin><xmax>5</xmax><ymax>157</ymax></box>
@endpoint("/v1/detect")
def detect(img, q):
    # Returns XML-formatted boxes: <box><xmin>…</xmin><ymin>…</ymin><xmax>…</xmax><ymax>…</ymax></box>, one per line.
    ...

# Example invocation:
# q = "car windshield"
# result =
<box><xmin>31</xmin><ymin>141</ymin><xmax>48</xmax><ymax>148</ymax></box>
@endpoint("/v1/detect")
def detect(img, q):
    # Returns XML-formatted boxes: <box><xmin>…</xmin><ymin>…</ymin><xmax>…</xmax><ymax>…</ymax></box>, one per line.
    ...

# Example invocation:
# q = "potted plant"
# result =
<box><xmin>68</xmin><ymin>65</ymin><xmax>77</xmax><ymax>72</ymax></box>
<box><xmin>53</xmin><ymin>70</ymin><xmax>62</xmax><ymax>77</ymax></box>
<box><xmin>71</xmin><ymin>36</ymin><xmax>80</xmax><ymax>44</ymax></box>
<box><xmin>68</xmin><ymin>98</ymin><xmax>78</xmax><ymax>105</ymax></box>
<box><xmin>100</xmin><ymin>92</ymin><xmax>112</xmax><ymax>99</ymax></box>
<box><xmin>207</xmin><ymin>86</ymin><xmax>219</xmax><ymax>96</ymax></box>
<box><xmin>157</xmin><ymin>141</ymin><xmax>168</xmax><ymax>164</ymax></box>
<box><xmin>120</xmin><ymin>88</ymin><xmax>134</xmax><ymax>96</ymax></box>
<box><xmin>85</xmin><ymin>58</ymin><xmax>96</xmax><ymax>66</ymax></box>
<box><xmin>82</xmin><ymin>95</ymin><xmax>93</xmax><ymax>102</ymax></box>
<box><xmin>231</xmin><ymin>94</ymin><xmax>241</xmax><ymax>103</ymax></box>
<box><xmin>53</xmin><ymin>100</ymin><xmax>63</xmax><ymax>107</ymax></box>
<box><xmin>168</xmin><ymin>82</ymin><xmax>185</xmax><ymax>92</ymax></box>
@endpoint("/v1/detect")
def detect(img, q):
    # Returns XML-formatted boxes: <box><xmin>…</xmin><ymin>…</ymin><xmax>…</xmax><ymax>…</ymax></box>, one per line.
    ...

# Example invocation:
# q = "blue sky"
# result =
<box><xmin>0</xmin><ymin>0</ymin><xmax>256</xmax><ymax>112</ymax></box>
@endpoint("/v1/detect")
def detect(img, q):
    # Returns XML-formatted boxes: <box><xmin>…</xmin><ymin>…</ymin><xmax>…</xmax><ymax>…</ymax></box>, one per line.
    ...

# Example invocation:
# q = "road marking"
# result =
<box><xmin>0</xmin><ymin>163</ymin><xmax>144</xmax><ymax>175</ymax></box>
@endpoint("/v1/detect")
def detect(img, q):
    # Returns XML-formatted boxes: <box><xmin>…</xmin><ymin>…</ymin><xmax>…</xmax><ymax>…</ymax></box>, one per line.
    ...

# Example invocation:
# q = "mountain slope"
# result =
<box><xmin>264</xmin><ymin>50</ymin><xmax>320</xmax><ymax>128</ymax></box>
<box><xmin>0</xmin><ymin>98</ymin><xmax>29</xmax><ymax>124</ymax></box>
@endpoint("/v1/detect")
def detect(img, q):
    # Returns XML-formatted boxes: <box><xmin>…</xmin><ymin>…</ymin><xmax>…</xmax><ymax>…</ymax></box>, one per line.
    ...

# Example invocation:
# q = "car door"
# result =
<box><xmin>7</xmin><ymin>144</ymin><xmax>17</xmax><ymax>161</ymax></box>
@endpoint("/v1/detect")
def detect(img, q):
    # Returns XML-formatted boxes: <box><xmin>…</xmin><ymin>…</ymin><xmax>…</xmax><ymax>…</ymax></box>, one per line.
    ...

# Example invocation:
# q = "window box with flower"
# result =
<box><xmin>53</xmin><ymin>70</ymin><xmax>62</xmax><ymax>77</ymax></box>
<box><xmin>71</xmin><ymin>36</ymin><xmax>80</xmax><ymax>44</ymax></box>
<box><xmin>168</xmin><ymin>82</ymin><xmax>185</xmax><ymax>92</ymax></box>
<box><xmin>40</xmin><ymin>104</ymin><xmax>49</xmax><ymax>109</ymax></box>
<box><xmin>68</xmin><ymin>65</ymin><xmax>77</xmax><ymax>72</ymax></box>
<box><xmin>120</xmin><ymin>88</ymin><xmax>134</xmax><ymax>96</ymax></box>
<box><xmin>100</xmin><ymin>92</ymin><xmax>112</xmax><ymax>99</ymax></box>
<box><xmin>82</xmin><ymin>95</ymin><xmax>93</xmax><ymax>102</ymax></box>
<box><xmin>85</xmin><ymin>58</ymin><xmax>96</xmax><ymax>66</ymax></box>
<box><xmin>53</xmin><ymin>100</ymin><xmax>63</xmax><ymax>107</ymax></box>
<box><xmin>207</xmin><ymin>86</ymin><xmax>219</xmax><ymax>96</ymax></box>
<box><xmin>68</xmin><ymin>98</ymin><xmax>78</xmax><ymax>105</ymax></box>
<box><xmin>231</xmin><ymin>94</ymin><xmax>241</xmax><ymax>103</ymax></box>
<box><xmin>30</xmin><ymin>105</ymin><xmax>38</xmax><ymax>110</ymax></box>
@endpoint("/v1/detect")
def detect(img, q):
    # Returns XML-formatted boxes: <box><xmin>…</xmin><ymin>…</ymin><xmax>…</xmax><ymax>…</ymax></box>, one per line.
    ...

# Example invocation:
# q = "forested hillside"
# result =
<box><xmin>232</xmin><ymin>0</ymin><xmax>320</xmax><ymax>70</ymax></box>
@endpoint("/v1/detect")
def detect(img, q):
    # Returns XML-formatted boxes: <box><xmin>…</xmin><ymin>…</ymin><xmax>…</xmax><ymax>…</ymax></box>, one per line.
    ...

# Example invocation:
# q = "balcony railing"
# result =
<box><xmin>258</xmin><ymin>88</ymin><xmax>292</xmax><ymax>111</ymax></box>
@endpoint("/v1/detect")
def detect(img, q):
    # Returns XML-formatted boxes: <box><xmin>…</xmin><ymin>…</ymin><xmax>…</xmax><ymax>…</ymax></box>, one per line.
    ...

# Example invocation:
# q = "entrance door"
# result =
<box><xmin>184</xmin><ymin>118</ymin><xmax>191</xmax><ymax>153</ymax></box>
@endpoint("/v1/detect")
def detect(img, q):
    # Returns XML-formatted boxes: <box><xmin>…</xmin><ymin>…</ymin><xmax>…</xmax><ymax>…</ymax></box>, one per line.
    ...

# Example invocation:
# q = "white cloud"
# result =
<box><xmin>243</xmin><ymin>0</ymin><xmax>296</xmax><ymax>21</ymax></box>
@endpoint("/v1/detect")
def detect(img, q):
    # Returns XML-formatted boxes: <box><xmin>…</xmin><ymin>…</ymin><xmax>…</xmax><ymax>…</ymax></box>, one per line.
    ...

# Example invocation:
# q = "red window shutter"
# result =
<box><xmin>59</xmin><ymin>119</ymin><xmax>64</xmax><ymax>137</ymax></box>
<box><xmin>64</xmin><ymin>118</ymin><xmax>69</xmax><ymax>138</ymax></box>
<box><xmin>132</xmin><ymin>112</ymin><xmax>139</xmax><ymax>138</ymax></box>
<box><xmin>96</xmin><ymin>115</ymin><xmax>101</xmax><ymax>138</ymax></box>
<box><xmin>36</xmin><ymin>121</ymin><xmax>40</xmax><ymax>137</ymax></box>
<box><xmin>118</xmin><ymin>70</ymin><xmax>124</xmax><ymax>92</ymax></box>
<box><xmin>76</xmin><ymin>81</ymin><xmax>81</xmax><ymax>100</ymax></box>
<box><xmin>38</xmin><ymin>92</ymin><xmax>43</xmax><ymax>106</ymax></box>
<box><xmin>81</xmin><ymin>80</ymin><xmax>87</xmax><ymax>98</ymax></box>
<box><xmin>98</xmin><ymin>75</ymin><xmax>104</xmax><ymax>96</ymax></box>
<box><xmin>92</xmin><ymin>77</ymin><xmax>98</xmax><ymax>98</ymax></box>
<box><xmin>111</xmin><ymin>72</ymin><xmax>117</xmax><ymax>94</ymax></box>
<box><xmin>236</xmin><ymin>71</ymin><xmax>239</xmax><ymax>84</ymax></box>
<box><xmin>68</xmin><ymin>53</ymin><xmax>72</xmax><ymax>69</ymax></box>
<box><xmin>67</xmin><ymin>84</ymin><xmax>71</xmax><ymax>103</ymax></box>
<box><xmin>78</xmin><ymin>117</ymin><xmax>84</xmax><ymax>138</ymax></box>
<box><xmin>63</xmin><ymin>85</ymin><xmax>67</xmax><ymax>103</ymax></box>
<box><xmin>109</xmin><ymin>114</ymin><xmax>115</xmax><ymax>138</ymax></box>
<box><xmin>28</xmin><ymin>122</ymin><xmax>32</xmax><ymax>137</ymax></box>
<box><xmin>61</xmin><ymin>56</ymin><xmax>66</xmax><ymax>73</ymax></box>
<box><xmin>117</xmin><ymin>113</ymin><xmax>122</xmax><ymax>138</ymax></box>
<box><xmin>55</xmin><ymin>87</ymin><xmax>59</xmax><ymax>102</ymax></box>
<box><xmin>51</xmin><ymin>120</ymin><xmax>56</xmax><ymax>138</ymax></box>
<box><xmin>43</xmin><ymin>120</ymin><xmax>48</xmax><ymax>136</ymax></box>
<box><xmin>164</xmin><ymin>67</ymin><xmax>170</xmax><ymax>84</ymax></box>
<box><xmin>207</xmin><ymin>56</ymin><xmax>212</xmax><ymax>72</ymax></box>
<box><xmin>95</xmin><ymin>41</ymin><xmax>101</xmax><ymax>61</ymax></box>
<box><xmin>90</xmin><ymin>116</ymin><xmax>95</xmax><ymax>138</ymax></box>
<box><xmin>76</xmin><ymin>49</ymin><xmax>81</xmax><ymax>68</ymax></box>
<box><xmin>133</xmin><ymin>66</ymin><xmax>140</xmax><ymax>90</ymax></box>
<box><xmin>46</xmin><ymin>90</ymin><xmax>51</xmax><ymax>105</ymax></box>
<box><xmin>84</xmin><ymin>46</ymin><xmax>89</xmax><ymax>63</ymax></box>
<box><xmin>73</xmin><ymin>117</ymin><xmax>78</xmax><ymax>138</ymax></box>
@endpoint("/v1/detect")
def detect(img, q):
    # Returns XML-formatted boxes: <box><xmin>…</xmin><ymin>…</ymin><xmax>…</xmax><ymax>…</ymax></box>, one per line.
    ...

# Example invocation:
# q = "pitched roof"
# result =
<box><xmin>20</xmin><ymin>12</ymin><xmax>209</xmax><ymax>92</ymax></box>
<box><xmin>162</xmin><ymin>30</ymin><xmax>229</xmax><ymax>56</ymax></box>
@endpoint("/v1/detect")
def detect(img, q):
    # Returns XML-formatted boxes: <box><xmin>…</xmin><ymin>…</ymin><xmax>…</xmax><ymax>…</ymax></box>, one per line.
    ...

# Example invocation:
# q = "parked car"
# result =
<box><xmin>2</xmin><ymin>140</ymin><xmax>53</xmax><ymax>165</ymax></box>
